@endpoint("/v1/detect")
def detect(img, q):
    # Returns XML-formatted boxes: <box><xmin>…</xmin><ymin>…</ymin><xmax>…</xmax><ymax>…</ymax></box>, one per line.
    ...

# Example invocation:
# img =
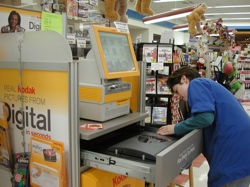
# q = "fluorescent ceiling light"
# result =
<box><xmin>205</xmin><ymin>12</ymin><xmax>250</xmax><ymax>16</ymax></box>
<box><xmin>224</xmin><ymin>23</ymin><xmax>250</xmax><ymax>26</ymax></box>
<box><xmin>172</xmin><ymin>24</ymin><xmax>188</xmax><ymax>31</ymax></box>
<box><xmin>171</xmin><ymin>5</ymin><xmax>250</xmax><ymax>11</ymax></box>
<box><xmin>174</xmin><ymin>27</ymin><xmax>188</xmax><ymax>31</ymax></box>
<box><xmin>154</xmin><ymin>0</ymin><xmax>185</xmax><ymax>3</ymax></box>
<box><xmin>222</xmin><ymin>18</ymin><xmax>250</xmax><ymax>21</ymax></box>
<box><xmin>207</xmin><ymin>5</ymin><xmax>250</xmax><ymax>8</ymax></box>
<box><xmin>142</xmin><ymin>4</ymin><xmax>198</xmax><ymax>24</ymax></box>
<box><xmin>173</xmin><ymin>24</ymin><xmax>206</xmax><ymax>32</ymax></box>
<box><xmin>172</xmin><ymin>18</ymin><xmax>221</xmax><ymax>32</ymax></box>
<box><xmin>144</xmin><ymin>12</ymin><xmax>190</xmax><ymax>24</ymax></box>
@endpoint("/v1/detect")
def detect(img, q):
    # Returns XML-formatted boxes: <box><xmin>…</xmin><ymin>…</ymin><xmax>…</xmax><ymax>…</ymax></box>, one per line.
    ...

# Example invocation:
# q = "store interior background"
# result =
<box><xmin>3</xmin><ymin>0</ymin><xmax>250</xmax><ymax>48</ymax></box>
<box><xmin>127</xmin><ymin>0</ymin><xmax>250</xmax><ymax>48</ymax></box>
<box><xmin>0</xmin><ymin>0</ymin><xmax>250</xmax><ymax>187</ymax></box>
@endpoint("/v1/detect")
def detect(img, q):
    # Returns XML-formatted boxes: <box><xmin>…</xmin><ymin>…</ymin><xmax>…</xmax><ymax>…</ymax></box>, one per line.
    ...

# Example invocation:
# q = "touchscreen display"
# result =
<box><xmin>99</xmin><ymin>32</ymin><xmax>136</xmax><ymax>73</ymax></box>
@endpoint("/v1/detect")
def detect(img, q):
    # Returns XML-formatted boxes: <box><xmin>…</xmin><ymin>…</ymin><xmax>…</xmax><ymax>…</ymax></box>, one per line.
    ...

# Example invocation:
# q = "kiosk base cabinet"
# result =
<box><xmin>81</xmin><ymin>168</ymin><xmax>145</xmax><ymax>187</ymax></box>
<box><xmin>81</xmin><ymin>129</ymin><xmax>203</xmax><ymax>187</ymax></box>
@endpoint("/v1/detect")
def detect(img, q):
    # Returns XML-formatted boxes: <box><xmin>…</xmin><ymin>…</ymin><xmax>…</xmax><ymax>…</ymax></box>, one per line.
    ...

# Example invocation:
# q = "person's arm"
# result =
<box><xmin>157</xmin><ymin>112</ymin><xmax>214</xmax><ymax>136</ymax></box>
<box><xmin>174</xmin><ymin>112</ymin><xmax>214</xmax><ymax>135</ymax></box>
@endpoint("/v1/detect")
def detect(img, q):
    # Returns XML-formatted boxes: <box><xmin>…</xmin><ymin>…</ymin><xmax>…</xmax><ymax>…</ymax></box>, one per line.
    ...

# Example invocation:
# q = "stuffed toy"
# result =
<box><xmin>205</xmin><ymin>20</ymin><xmax>216</xmax><ymax>37</ymax></box>
<box><xmin>195</xmin><ymin>56</ymin><xmax>206</xmax><ymax>77</ymax></box>
<box><xmin>197</xmin><ymin>56</ymin><xmax>205</xmax><ymax>70</ymax></box>
<box><xmin>104</xmin><ymin>0</ymin><xmax>134</xmax><ymax>23</ymax></box>
<box><xmin>223</xmin><ymin>61</ymin><xmax>238</xmax><ymax>77</ymax></box>
<box><xmin>218</xmin><ymin>26</ymin><xmax>226</xmax><ymax>41</ymax></box>
<box><xmin>134</xmin><ymin>0</ymin><xmax>154</xmax><ymax>16</ymax></box>
<box><xmin>214</xmin><ymin>18</ymin><xmax>223</xmax><ymax>34</ymax></box>
<box><xmin>186</xmin><ymin>3</ymin><xmax>207</xmax><ymax>35</ymax></box>
<box><xmin>222</xmin><ymin>62</ymin><xmax>241</xmax><ymax>93</ymax></box>
<box><xmin>197</xmin><ymin>38</ymin><xmax>207</xmax><ymax>56</ymax></box>
<box><xmin>104</xmin><ymin>0</ymin><xmax>153</xmax><ymax>22</ymax></box>
<box><xmin>188</xmin><ymin>50</ymin><xmax>198</xmax><ymax>61</ymax></box>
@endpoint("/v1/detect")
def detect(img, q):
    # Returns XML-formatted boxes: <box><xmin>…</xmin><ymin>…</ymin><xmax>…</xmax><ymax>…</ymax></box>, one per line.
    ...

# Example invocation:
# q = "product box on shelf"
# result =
<box><xmin>145</xmin><ymin>106</ymin><xmax>152</xmax><ymax>124</ymax></box>
<box><xmin>152</xmin><ymin>106</ymin><xmax>167</xmax><ymax>125</ymax></box>
<box><xmin>146</xmin><ymin>77</ymin><xmax>156</xmax><ymax>94</ymax></box>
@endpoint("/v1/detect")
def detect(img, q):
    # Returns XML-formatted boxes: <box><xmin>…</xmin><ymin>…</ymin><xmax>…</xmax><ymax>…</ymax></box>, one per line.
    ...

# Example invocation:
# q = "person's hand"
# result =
<box><xmin>16</xmin><ymin>25</ymin><xmax>24</xmax><ymax>32</ymax></box>
<box><xmin>157</xmin><ymin>124</ymin><xmax>176</xmax><ymax>135</ymax></box>
<box><xmin>16</xmin><ymin>25</ymin><xmax>21</xmax><ymax>32</ymax></box>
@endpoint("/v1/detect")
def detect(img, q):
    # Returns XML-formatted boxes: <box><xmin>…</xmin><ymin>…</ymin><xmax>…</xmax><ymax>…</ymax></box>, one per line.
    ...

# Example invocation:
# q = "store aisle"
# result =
<box><xmin>174</xmin><ymin>154</ymin><xmax>209</xmax><ymax>187</ymax></box>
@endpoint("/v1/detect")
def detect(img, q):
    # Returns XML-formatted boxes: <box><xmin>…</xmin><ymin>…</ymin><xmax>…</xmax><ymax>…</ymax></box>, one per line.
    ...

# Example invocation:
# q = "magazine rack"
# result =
<box><xmin>136</xmin><ymin>42</ymin><xmax>174</xmax><ymax>126</ymax></box>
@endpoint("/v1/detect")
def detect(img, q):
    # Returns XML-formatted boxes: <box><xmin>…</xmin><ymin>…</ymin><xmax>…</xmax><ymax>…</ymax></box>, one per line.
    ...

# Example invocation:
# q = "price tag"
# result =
<box><xmin>77</xmin><ymin>37</ymin><xmax>86</xmax><ymax>48</ymax></box>
<box><xmin>89</xmin><ymin>0</ymin><xmax>98</xmax><ymax>6</ymax></box>
<box><xmin>114</xmin><ymin>21</ymin><xmax>129</xmax><ymax>33</ymax></box>
<box><xmin>66</xmin><ymin>33</ymin><xmax>76</xmax><ymax>44</ymax></box>
<box><xmin>151</xmin><ymin>63</ymin><xmax>163</xmax><ymax>70</ymax></box>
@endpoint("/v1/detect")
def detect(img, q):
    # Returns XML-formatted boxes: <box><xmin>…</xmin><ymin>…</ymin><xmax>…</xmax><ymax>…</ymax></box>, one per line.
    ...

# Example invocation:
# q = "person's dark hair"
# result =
<box><xmin>167</xmin><ymin>66</ymin><xmax>200</xmax><ymax>92</ymax></box>
<box><xmin>8</xmin><ymin>11</ymin><xmax>21</xmax><ymax>29</ymax></box>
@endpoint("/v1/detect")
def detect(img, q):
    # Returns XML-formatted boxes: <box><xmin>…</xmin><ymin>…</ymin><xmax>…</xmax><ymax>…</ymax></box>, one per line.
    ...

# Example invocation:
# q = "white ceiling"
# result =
<box><xmin>128</xmin><ymin>0</ymin><xmax>250</xmax><ymax>28</ymax></box>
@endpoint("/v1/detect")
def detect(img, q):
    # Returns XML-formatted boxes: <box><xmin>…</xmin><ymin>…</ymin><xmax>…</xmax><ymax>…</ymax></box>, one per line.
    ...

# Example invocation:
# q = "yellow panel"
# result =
<box><xmin>104</xmin><ymin>90</ymin><xmax>131</xmax><ymax>103</ymax></box>
<box><xmin>81</xmin><ymin>168</ymin><xmax>145</xmax><ymax>187</ymax></box>
<box><xmin>79</xmin><ymin>86</ymin><xmax>102</xmax><ymax>102</ymax></box>
<box><xmin>116</xmin><ymin>99</ymin><xmax>129</xmax><ymax>106</ymax></box>
<box><xmin>122</xmin><ymin>77</ymin><xmax>139</xmax><ymax>112</ymax></box>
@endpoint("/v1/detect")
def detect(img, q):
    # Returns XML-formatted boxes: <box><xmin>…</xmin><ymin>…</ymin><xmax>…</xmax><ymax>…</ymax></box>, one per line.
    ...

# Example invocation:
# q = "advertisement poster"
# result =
<box><xmin>0</xmin><ymin>6</ymin><xmax>41</xmax><ymax>33</ymax></box>
<box><xmin>0</xmin><ymin>68</ymin><xmax>69</xmax><ymax>154</ymax></box>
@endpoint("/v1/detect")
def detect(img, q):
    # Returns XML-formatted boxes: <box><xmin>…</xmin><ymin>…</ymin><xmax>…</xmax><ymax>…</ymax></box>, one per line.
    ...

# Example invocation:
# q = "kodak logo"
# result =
<box><xmin>112</xmin><ymin>175</ymin><xmax>128</xmax><ymax>187</ymax></box>
<box><xmin>18</xmin><ymin>86</ymin><xmax>35</xmax><ymax>94</ymax></box>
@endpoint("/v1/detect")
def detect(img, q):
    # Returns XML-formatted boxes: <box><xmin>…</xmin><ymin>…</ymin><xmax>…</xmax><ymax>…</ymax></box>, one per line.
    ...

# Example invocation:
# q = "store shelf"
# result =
<box><xmin>80</xmin><ymin>112</ymin><xmax>148</xmax><ymax>140</ymax></box>
<box><xmin>135</xmin><ymin>43</ymin><xmax>174</xmax><ymax>125</ymax></box>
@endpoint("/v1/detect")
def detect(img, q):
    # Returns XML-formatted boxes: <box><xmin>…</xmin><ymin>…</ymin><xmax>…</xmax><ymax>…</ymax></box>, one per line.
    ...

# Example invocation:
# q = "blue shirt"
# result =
<box><xmin>179</xmin><ymin>78</ymin><xmax>250</xmax><ymax>187</ymax></box>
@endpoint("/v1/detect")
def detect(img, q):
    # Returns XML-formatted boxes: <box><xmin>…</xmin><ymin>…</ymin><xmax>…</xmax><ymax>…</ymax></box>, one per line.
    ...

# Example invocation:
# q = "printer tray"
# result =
<box><xmin>107</xmin><ymin>130</ymin><xmax>177</xmax><ymax>161</ymax></box>
<box><xmin>81</xmin><ymin>125</ymin><xmax>203</xmax><ymax>187</ymax></box>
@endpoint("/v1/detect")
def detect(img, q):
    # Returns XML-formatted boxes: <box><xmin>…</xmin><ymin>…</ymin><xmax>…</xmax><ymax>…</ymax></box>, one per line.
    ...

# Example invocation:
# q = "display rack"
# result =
<box><xmin>236</xmin><ymin>48</ymin><xmax>250</xmax><ymax>101</ymax></box>
<box><xmin>0</xmin><ymin>31</ymin><xmax>79</xmax><ymax>187</ymax></box>
<box><xmin>136</xmin><ymin>43</ymin><xmax>174</xmax><ymax>125</ymax></box>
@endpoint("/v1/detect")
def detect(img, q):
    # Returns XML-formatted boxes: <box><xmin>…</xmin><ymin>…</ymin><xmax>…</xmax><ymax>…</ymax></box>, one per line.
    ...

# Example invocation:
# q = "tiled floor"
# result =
<box><xmin>174</xmin><ymin>153</ymin><xmax>209</xmax><ymax>187</ymax></box>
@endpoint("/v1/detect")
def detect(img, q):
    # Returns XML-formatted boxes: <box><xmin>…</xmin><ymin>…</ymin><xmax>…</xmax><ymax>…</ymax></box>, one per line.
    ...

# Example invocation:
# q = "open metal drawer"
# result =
<box><xmin>81</xmin><ymin>126</ymin><xmax>203</xmax><ymax>187</ymax></box>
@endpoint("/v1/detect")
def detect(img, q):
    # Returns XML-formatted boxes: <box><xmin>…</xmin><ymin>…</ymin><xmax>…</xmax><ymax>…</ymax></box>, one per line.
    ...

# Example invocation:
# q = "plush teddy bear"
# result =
<box><xmin>104</xmin><ymin>0</ymin><xmax>134</xmax><ymax>23</ymax></box>
<box><xmin>134</xmin><ymin>0</ymin><xmax>154</xmax><ymax>16</ymax></box>
<box><xmin>186</xmin><ymin>3</ymin><xmax>207</xmax><ymax>35</ymax></box>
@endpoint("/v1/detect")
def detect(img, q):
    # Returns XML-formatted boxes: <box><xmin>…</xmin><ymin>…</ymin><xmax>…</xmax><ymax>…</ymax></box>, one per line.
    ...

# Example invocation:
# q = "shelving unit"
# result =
<box><xmin>236</xmin><ymin>48</ymin><xmax>250</xmax><ymax>101</ymax></box>
<box><xmin>65</xmin><ymin>1</ymin><xmax>107</xmax><ymax>60</ymax></box>
<box><xmin>136</xmin><ymin>43</ymin><xmax>174</xmax><ymax>125</ymax></box>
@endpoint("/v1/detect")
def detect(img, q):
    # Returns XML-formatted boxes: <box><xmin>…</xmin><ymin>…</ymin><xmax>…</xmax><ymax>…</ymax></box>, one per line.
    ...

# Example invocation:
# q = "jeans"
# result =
<box><xmin>220</xmin><ymin>175</ymin><xmax>250</xmax><ymax>187</ymax></box>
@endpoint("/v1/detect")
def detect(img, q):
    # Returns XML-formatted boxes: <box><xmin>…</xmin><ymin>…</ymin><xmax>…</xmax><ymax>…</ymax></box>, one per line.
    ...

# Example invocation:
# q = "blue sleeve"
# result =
<box><xmin>174</xmin><ymin>112</ymin><xmax>214</xmax><ymax>135</ymax></box>
<box><xmin>188</xmin><ymin>79</ymin><xmax>215</xmax><ymax>114</ymax></box>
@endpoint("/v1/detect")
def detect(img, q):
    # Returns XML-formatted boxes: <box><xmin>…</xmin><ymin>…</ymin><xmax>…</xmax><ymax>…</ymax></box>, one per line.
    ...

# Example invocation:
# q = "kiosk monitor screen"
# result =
<box><xmin>88</xmin><ymin>25</ymin><xmax>140</xmax><ymax>79</ymax></box>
